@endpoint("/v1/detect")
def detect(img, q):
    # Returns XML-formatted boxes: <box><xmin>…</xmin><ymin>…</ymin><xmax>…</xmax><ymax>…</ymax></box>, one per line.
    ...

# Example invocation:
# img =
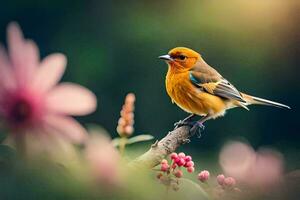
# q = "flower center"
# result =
<box><xmin>1</xmin><ymin>89</ymin><xmax>44</xmax><ymax>130</ymax></box>
<box><xmin>10</xmin><ymin>98</ymin><xmax>32</xmax><ymax>124</ymax></box>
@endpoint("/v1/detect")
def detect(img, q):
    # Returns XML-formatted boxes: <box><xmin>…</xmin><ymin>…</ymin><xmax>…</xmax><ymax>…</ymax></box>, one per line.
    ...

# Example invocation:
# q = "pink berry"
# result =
<box><xmin>224</xmin><ymin>177</ymin><xmax>236</xmax><ymax>187</ymax></box>
<box><xmin>185</xmin><ymin>155</ymin><xmax>192</xmax><ymax>162</ymax></box>
<box><xmin>184</xmin><ymin>161</ymin><xmax>194</xmax><ymax>168</ymax></box>
<box><xmin>187</xmin><ymin>167</ymin><xmax>195</xmax><ymax>173</ymax></box>
<box><xmin>174</xmin><ymin>170</ymin><xmax>183</xmax><ymax>178</ymax></box>
<box><xmin>198</xmin><ymin>170</ymin><xmax>210</xmax><ymax>182</ymax></box>
<box><xmin>171</xmin><ymin>162</ymin><xmax>177</xmax><ymax>169</ymax></box>
<box><xmin>217</xmin><ymin>174</ymin><xmax>225</xmax><ymax>186</ymax></box>
<box><xmin>174</xmin><ymin>157</ymin><xmax>180</xmax><ymax>163</ymax></box>
<box><xmin>161</xmin><ymin>159</ymin><xmax>168</xmax><ymax>164</ymax></box>
<box><xmin>161</xmin><ymin>163</ymin><xmax>169</xmax><ymax>172</ymax></box>
<box><xmin>178</xmin><ymin>152</ymin><xmax>186</xmax><ymax>158</ymax></box>
<box><xmin>170</xmin><ymin>153</ymin><xmax>178</xmax><ymax>160</ymax></box>
<box><xmin>177</xmin><ymin>158</ymin><xmax>186</xmax><ymax>166</ymax></box>
<box><xmin>171</xmin><ymin>163</ymin><xmax>177</xmax><ymax>169</ymax></box>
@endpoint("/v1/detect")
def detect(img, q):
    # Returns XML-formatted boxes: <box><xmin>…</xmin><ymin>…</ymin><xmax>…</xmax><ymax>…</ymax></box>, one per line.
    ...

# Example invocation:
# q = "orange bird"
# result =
<box><xmin>159</xmin><ymin>47</ymin><xmax>290</xmax><ymax>134</ymax></box>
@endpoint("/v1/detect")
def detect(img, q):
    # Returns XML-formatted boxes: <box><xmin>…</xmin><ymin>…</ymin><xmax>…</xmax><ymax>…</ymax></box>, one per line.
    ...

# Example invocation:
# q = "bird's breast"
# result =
<box><xmin>165</xmin><ymin>69</ymin><xmax>226</xmax><ymax>116</ymax></box>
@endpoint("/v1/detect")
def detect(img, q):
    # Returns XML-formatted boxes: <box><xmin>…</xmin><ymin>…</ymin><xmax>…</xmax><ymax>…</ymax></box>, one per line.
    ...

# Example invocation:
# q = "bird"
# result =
<box><xmin>159</xmin><ymin>47</ymin><xmax>290</xmax><ymax>135</ymax></box>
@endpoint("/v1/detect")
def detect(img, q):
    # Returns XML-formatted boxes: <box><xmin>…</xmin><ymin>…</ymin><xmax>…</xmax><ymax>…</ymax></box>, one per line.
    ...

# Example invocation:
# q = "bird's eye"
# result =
<box><xmin>178</xmin><ymin>55</ymin><xmax>186</xmax><ymax>60</ymax></box>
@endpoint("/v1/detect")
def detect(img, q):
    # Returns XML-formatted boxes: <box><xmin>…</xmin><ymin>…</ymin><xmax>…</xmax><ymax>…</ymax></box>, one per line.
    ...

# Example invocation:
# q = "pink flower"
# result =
<box><xmin>247</xmin><ymin>149</ymin><xmax>284</xmax><ymax>188</ymax></box>
<box><xmin>219</xmin><ymin>141</ymin><xmax>284</xmax><ymax>190</ymax></box>
<box><xmin>0</xmin><ymin>22</ymin><xmax>96</xmax><ymax>145</ymax></box>
<box><xmin>85</xmin><ymin>132</ymin><xmax>120</xmax><ymax>184</ymax></box>
<box><xmin>198</xmin><ymin>170</ymin><xmax>210</xmax><ymax>182</ymax></box>
<box><xmin>219</xmin><ymin>141</ymin><xmax>256</xmax><ymax>180</ymax></box>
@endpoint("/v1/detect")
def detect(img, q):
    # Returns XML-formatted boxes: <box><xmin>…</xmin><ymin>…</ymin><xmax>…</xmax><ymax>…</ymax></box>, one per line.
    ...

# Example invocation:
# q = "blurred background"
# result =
<box><xmin>1</xmin><ymin>0</ymin><xmax>299</xmax><ymax>171</ymax></box>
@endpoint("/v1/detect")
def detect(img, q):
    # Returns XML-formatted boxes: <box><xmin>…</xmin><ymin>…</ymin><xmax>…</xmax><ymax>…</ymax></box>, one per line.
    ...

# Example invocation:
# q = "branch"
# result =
<box><xmin>129</xmin><ymin>126</ymin><xmax>193</xmax><ymax>168</ymax></box>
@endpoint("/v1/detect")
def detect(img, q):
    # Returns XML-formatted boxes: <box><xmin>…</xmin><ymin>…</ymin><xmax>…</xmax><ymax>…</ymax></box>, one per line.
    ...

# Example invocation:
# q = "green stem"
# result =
<box><xmin>119</xmin><ymin>137</ymin><xmax>127</xmax><ymax>156</ymax></box>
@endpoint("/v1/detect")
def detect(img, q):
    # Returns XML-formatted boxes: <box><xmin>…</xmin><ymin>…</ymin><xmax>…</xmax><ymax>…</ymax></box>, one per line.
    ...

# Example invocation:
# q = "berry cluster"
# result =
<box><xmin>198</xmin><ymin>170</ymin><xmax>210</xmax><ymax>182</ymax></box>
<box><xmin>157</xmin><ymin>152</ymin><xmax>195</xmax><ymax>191</ymax></box>
<box><xmin>169</xmin><ymin>152</ymin><xmax>195</xmax><ymax>175</ymax></box>
<box><xmin>216</xmin><ymin>174</ymin><xmax>237</xmax><ymax>189</ymax></box>
<box><xmin>213</xmin><ymin>174</ymin><xmax>240</xmax><ymax>198</ymax></box>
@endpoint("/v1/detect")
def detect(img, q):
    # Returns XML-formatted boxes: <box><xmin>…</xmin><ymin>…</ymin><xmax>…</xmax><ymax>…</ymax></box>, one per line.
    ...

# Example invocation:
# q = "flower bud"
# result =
<box><xmin>161</xmin><ymin>163</ymin><xmax>169</xmax><ymax>172</ymax></box>
<box><xmin>161</xmin><ymin>159</ymin><xmax>168</xmax><ymax>164</ymax></box>
<box><xmin>224</xmin><ymin>177</ymin><xmax>236</xmax><ymax>187</ymax></box>
<box><xmin>174</xmin><ymin>170</ymin><xmax>183</xmax><ymax>178</ymax></box>
<box><xmin>187</xmin><ymin>167</ymin><xmax>195</xmax><ymax>173</ymax></box>
<box><xmin>185</xmin><ymin>155</ymin><xmax>192</xmax><ymax>162</ymax></box>
<box><xmin>117</xmin><ymin>93</ymin><xmax>136</xmax><ymax>137</ymax></box>
<box><xmin>178</xmin><ymin>152</ymin><xmax>186</xmax><ymax>158</ymax></box>
<box><xmin>171</xmin><ymin>163</ymin><xmax>177</xmax><ymax>169</ymax></box>
<box><xmin>185</xmin><ymin>161</ymin><xmax>194</xmax><ymax>168</ymax></box>
<box><xmin>198</xmin><ymin>170</ymin><xmax>210</xmax><ymax>182</ymax></box>
<box><xmin>170</xmin><ymin>152</ymin><xmax>178</xmax><ymax>160</ymax></box>
<box><xmin>217</xmin><ymin>174</ymin><xmax>225</xmax><ymax>186</ymax></box>
<box><xmin>177</xmin><ymin>158</ymin><xmax>186</xmax><ymax>166</ymax></box>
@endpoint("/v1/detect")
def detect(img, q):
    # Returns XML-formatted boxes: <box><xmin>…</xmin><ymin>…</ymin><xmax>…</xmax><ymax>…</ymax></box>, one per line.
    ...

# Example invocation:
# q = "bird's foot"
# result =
<box><xmin>190</xmin><ymin>122</ymin><xmax>205</xmax><ymax>138</ymax></box>
<box><xmin>174</xmin><ymin>120</ymin><xmax>205</xmax><ymax>138</ymax></box>
<box><xmin>174</xmin><ymin>114</ymin><xmax>197</xmax><ymax>129</ymax></box>
<box><xmin>174</xmin><ymin>120</ymin><xmax>193</xmax><ymax>129</ymax></box>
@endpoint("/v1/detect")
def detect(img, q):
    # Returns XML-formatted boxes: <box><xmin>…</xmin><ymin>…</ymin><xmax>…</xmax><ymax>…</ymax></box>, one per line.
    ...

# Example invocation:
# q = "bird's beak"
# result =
<box><xmin>158</xmin><ymin>54</ymin><xmax>173</xmax><ymax>61</ymax></box>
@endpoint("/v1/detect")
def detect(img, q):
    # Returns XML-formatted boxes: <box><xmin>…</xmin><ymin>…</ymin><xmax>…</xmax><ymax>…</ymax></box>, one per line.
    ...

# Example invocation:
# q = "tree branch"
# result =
<box><xmin>129</xmin><ymin>126</ymin><xmax>192</xmax><ymax>168</ymax></box>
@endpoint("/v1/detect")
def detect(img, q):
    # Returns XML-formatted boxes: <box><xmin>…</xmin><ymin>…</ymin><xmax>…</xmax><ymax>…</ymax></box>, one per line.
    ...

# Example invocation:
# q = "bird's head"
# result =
<box><xmin>159</xmin><ymin>47</ymin><xmax>201</xmax><ymax>72</ymax></box>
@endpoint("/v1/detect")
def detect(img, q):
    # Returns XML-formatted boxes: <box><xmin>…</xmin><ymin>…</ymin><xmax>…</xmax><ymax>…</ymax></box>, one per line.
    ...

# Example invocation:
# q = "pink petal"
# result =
<box><xmin>7</xmin><ymin>22</ymin><xmax>39</xmax><ymax>86</ymax></box>
<box><xmin>23</xmin><ymin>39</ymin><xmax>39</xmax><ymax>78</ymax></box>
<box><xmin>7</xmin><ymin>22</ymin><xmax>24</xmax><ymax>63</ymax></box>
<box><xmin>219</xmin><ymin>141</ymin><xmax>256</xmax><ymax>180</ymax></box>
<box><xmin>0</xmin><ymin>44</ymin><xmax>9</xmax><ymax>69</ymax></box>
<box><xmin>0</xmin><ymin>44</ymin><xmax>16</xmax><ymax>91</ymax></box>
<box><xmin>44</xmin><ymin>114</ymin><xmax>88</xmax><ymax>143</ymax></box>
<box><xmin>46</xmin><ymin>83</ymin><xmax>97</xmax><ymax>116</ymax></box>
<box><xmin>32</xmin><ymin>53</ymin><xmax>66</xmax><ymax>92</ymax></box>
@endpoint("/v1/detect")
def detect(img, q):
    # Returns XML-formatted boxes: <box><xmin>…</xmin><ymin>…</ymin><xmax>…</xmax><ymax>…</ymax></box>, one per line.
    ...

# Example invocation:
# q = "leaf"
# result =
<box><xmin>126</xmin><ymin>134</ymin><xmax>154</xmax><ymax>145</ymax></box>
<box><xmin>112</xmin><ymin>137</ymin><xmax>121</xmax><ymax>147</ymax></box>
<box><xmin>167</xmin><ymin>178</ymin><xmax>210</xmax><ymax>200</ymax></box>
<box><xmin>112</xmin><ymin>134</ymin><xmax>154</xmax><ymax>147</ymax></box>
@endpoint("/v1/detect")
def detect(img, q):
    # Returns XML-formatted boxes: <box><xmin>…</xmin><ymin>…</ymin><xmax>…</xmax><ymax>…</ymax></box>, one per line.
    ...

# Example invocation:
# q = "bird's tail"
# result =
<box><xmin>241</xmin><ymin>93</ymin><xmax>291</xmax><ymax>110</ymax></box>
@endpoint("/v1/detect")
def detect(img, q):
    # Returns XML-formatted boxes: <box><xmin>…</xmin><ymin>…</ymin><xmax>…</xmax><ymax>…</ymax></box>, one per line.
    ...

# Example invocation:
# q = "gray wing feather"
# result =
<box><xmin>189</xmin><ymin>60</ymin><xmax>246</xmax><ymax>103</ymax></box>
<box><xmin>214</xmin><ymin>80</ymin><xmax>246</xmax><ymax>102</ymax></box>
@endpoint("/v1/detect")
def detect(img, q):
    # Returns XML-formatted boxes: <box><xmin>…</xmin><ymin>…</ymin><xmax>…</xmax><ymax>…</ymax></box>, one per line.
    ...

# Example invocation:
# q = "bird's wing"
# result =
<box><xmin>189</xmin><ymin>61</ymin><xmax>246</xmax><ymax>103</ymax></box>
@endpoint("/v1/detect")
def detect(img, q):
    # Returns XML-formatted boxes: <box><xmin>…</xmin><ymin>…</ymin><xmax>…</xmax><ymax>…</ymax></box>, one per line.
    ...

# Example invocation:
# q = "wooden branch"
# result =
<box><xmin>129</xmin><ymin>126</ymin><xmax>193</xmax><ymax>168</ymax></box>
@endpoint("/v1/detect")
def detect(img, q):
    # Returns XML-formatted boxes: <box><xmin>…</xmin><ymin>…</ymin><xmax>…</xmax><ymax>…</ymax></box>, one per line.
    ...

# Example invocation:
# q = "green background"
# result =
<box><xmin>1</xmin><ymin>0</ymin><xmax>299</xmax><ymax>170</ymax></box>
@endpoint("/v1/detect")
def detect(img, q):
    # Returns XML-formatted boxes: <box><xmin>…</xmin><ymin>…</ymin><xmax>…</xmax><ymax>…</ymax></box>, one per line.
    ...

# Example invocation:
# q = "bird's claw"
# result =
<box><xmin>174</xmin><ymin>120</ymin><xmax>182</xmax><ymax>127</ymax></box>
<box><xmin>189</xmin><ymin>122</ymin><xmax>205</xmax><ymax>138</ymax></box>
<box><xmin>174</xmin><ymin>119</ymin><xmax>205</xmax><ymax>138</ymax></box>
<box><xmin>174</xmin><ymin>120</ymin><xmax>191</xmax><ymax>129</ymax></box>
